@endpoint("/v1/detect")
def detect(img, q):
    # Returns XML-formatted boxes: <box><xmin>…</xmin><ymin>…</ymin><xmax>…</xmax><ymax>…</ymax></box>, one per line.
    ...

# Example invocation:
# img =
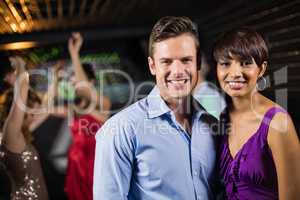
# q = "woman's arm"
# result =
<box><xmin>268</xmin><ymin>112</ymin><xmax>300</xmax><ymax>200</ymax></box>
<box><xmin>68</xmin><ymin>32</ymin><xmax>111</xmax><ymax>112</ymax></box>
<box><xmin>42</xmin><ymin>61</ymin><xmax>63</xmax><ymax>112</ymax></box>
<box><xmin>68</xmin><ymin>32</ymin><xmax>89</xmax><ymax>83</ymax></box>
<box><xmin>2</xmin><ymin>56</ymin><xmax>28</xmax><ymax>153</ymax></box>
<box><xmin>29</xmin><ymin>61</ymin><xmax>67</xmax><ymax>132</ymax></box>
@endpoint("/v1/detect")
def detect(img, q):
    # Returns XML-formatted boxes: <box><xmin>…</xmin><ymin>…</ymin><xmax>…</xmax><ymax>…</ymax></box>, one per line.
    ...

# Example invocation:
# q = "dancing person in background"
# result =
<box><xmin>215</xmin><ymin>27</ymin><xmax>300</xmax><ymax>200</ymax></box>
<box><xmin>64</xmin><ymin>32</ymin><xmax>111</xmax><ymax>200</ymax></box>
<box><xmin>0</xmin><ymin>56</ymin><xmax>49</xmax><ymax>200</ymax></box>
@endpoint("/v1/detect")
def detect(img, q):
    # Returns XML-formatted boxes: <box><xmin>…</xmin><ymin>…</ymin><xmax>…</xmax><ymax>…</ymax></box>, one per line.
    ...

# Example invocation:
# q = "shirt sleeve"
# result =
<box><xmin>93</xmin><ymin>118</ymin><xmax>135</xmax><ymax>200</ymax></box>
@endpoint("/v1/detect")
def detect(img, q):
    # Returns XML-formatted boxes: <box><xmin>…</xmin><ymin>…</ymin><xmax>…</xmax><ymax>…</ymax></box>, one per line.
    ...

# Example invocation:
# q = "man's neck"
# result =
<box><xmin>167</xmin><ymin>96</ymin><xmax>193</xmax><ymax>135</ymax></box>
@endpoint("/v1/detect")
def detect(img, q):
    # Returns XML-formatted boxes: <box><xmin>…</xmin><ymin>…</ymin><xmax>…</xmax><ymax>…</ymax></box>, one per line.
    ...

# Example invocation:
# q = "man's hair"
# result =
<box><xmin>213</xmin><ymin>27</ymin><xmax>268</xmax><ymax>67</ymax></box>
<box><xmin>148</xmin><ymin>16</ymin><xmax>200</xmax><ymax>60</ymax></box>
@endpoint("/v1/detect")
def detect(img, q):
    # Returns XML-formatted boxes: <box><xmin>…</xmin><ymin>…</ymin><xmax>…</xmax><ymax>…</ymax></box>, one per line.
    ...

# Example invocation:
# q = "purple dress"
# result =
<box><xmin>218</xmin><ymin>107</ymin><xmax>286</xmax><ymax>200</ymax></box>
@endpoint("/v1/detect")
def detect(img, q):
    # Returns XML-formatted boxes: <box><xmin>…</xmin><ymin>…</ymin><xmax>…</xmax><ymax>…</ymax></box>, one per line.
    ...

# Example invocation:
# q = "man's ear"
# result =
<box><xmin>258</xmin><ymin>61</ymin><xmax>267</xmax><ymax>77</ymax></box>
<box><xmin>148</xmin><ymin>56</ymin><xmax>156</xmax><ymax>75</ymax></box>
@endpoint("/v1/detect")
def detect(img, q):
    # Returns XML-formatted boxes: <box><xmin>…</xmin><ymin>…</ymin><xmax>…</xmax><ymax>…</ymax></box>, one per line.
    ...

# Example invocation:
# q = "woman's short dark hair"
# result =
<box><xmin>213</xmin><ymin>27</ymin><xmax>268</xmax><ymax>67</ymax></box>
<box><xmin>148</xmin><ymin>16</ymin><xmax>200</xmax><ymax>59</ymax></box>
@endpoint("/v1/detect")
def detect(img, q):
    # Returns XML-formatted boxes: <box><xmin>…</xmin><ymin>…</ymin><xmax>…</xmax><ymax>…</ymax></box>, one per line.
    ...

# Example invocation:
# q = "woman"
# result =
<box><xmin>214</xmin><ymin>27</ymin><xmax>300</xmax><ymax>199</ymax></box>
<box><xmin>64</xmin><ymin>32</ymin><xmax>111</xmax><ymax>200</ymax></box>
<box><xmin>0</xmin><ymin>56</ymin><xmax>49</xmax><ymax>200</ymax></box>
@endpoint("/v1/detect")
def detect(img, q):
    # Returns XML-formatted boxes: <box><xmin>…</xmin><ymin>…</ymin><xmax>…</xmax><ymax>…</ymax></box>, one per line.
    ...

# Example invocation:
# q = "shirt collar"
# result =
<box><xmin>146</xmin><ymin>86</ymin><xmax>213</xmax><ymax>120</ymax></box>
<box><xmin>192</xmin><ymin>98</ymin><xmax>210</xmax><ymax>120</ymax></box>
<box><xmin>147</xmin><ymin>86</ymin><xmax>171</xmax><ymax>118</ymax></box>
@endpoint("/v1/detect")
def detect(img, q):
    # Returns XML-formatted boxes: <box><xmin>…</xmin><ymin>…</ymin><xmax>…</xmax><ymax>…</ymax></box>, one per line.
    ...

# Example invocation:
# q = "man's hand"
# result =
<box><xmin>68</xmin><ymin>32</ymin><xmax>83</xmax><ymax>56</ymax></box>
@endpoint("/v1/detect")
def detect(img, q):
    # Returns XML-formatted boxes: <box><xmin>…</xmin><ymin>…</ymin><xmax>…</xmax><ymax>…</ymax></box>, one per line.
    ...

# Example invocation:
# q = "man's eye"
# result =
<box><xmin>161</xmin><ymin>60</ymin><xmax>171</xmax><ymax>65</ymax></box>
<box><xmin>182</xmin><ymin>58</ymin><xmax>192</xmax><ymax>64</ymax></box>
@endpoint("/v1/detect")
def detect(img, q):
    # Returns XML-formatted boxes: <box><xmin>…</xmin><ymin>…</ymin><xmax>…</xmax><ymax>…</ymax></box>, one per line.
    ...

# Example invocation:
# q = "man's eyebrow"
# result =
<box><xmin>159</xmin><ymin>58</ymin><xmax>171</xmax><ymax>61</ymax></box>
<box><xmin>159</xmin><ymin>56</ymin><xmax>194</xmax><ymax>61</ymax></box>
<box><xmin>181</xmin><ymin>56</ymin><xmax>193</xmax><ymax>59</ymax></box>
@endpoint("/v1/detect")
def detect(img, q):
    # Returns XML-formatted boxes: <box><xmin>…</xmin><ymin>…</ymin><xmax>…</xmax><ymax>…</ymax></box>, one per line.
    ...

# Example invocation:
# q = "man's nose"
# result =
<box><xmin>170</xmin><ymin>60</ymin><xmax>185</xmax><ymax>75</ymax></box>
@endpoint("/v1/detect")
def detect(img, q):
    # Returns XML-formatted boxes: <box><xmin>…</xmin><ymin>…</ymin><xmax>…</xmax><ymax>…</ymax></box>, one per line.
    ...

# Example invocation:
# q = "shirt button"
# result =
<box><xmin>197</xmin><ymin>194</ymin><xmax>202</xmax><ymax>200</ymax></box>
<box><xmin>193</xmin><ymin>171</ymin><xmax>198</xmax><ymax>176</ymax></box>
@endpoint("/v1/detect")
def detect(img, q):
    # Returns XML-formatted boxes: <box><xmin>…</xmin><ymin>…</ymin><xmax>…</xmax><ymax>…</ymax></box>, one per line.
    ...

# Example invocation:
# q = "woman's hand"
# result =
<box><xmin>9</xmin><ymin>56</ymin><xmax>26</xmax><ymax>75</ymax></box>
<box><xmin>68</xmin><ymin>32</ymin><xmax>83</xmax><ymax>56</ymax></box>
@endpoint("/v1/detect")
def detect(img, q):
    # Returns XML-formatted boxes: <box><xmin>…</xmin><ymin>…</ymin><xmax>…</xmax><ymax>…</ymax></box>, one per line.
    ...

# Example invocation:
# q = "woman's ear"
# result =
<box><xmin>259</xmin><ymin>61</ymin><xmax>267</xmax><ymax>78</ymax></box>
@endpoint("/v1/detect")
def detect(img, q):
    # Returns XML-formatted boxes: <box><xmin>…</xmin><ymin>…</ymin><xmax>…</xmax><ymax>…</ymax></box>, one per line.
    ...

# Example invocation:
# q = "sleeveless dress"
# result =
<box><xmin>0</xmin><ymin>144</ymin><xmax>49</xmax><ymax>200</ymax></box>
<box><xmin>218</xmin><ymin>107</ymin><xmax>286</xmax><ymax>200</ymax></box>
<box><xmin>65</xmin><ymin>114</ymin><xmax>102</xmax><ymax>200</ymax></box>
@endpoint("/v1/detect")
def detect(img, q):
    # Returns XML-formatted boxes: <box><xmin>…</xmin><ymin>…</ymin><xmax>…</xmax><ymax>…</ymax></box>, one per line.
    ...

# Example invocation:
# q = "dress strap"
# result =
<box><xmin>259</xmin><ymin>107</ymin><xmax>287</xmax><ymax>141</ymax></box>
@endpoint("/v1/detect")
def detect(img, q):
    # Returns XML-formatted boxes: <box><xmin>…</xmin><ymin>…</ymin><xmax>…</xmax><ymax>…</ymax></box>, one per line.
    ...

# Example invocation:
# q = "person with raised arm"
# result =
<box><xmin>64</xmin><ymin>32</ymin><xmax>111</xmax><ymax>200</ymax></box>
<box><xmin>0</xmin><ymin>56</ymin><xmax>49</xmax><ymax>200</ymax></box>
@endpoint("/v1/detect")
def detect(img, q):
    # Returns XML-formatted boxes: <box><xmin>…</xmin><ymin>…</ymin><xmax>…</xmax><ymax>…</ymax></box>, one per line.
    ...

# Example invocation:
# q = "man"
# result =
<box><xmin>93</xmin><ymin>16</ymin><xmax>219</xmax><ymax>200</ymax></box>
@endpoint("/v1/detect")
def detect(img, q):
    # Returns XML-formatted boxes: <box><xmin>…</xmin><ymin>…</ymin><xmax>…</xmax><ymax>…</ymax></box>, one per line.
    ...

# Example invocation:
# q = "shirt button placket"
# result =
<box><xmin>193</xmin><ymin>170</ymin><xmax>198</xmax><ymax>176</ymax></box>
<box><xmin>196</xmin><ymin>194</ymin><xmax>202</xmax><ymax>200</ymax></box>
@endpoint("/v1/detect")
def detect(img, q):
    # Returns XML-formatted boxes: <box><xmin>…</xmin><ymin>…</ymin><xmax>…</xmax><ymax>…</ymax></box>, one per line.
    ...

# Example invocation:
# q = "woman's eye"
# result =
<box><xmin>219</xmin><ymin>62</ymin><xmax>230</xmax><ymax>67</ymax></box>
<box><xmin>242</xmin><ymin>60</ymin><xmax>253</xmax><ymax>66</ymax></box>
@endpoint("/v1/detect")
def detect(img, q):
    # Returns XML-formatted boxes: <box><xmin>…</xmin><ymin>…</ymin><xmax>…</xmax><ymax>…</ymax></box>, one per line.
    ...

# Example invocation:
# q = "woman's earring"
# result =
<box><xmin>256</xmin><ymin>76</ymin><xmax>267</xmax><ymax>91</ymax></box>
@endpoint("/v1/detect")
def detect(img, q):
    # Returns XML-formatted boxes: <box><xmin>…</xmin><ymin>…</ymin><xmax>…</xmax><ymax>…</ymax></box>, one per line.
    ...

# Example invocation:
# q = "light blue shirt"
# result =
<box><xmin>93</xmin><ymin>86</ymin><xmax>218</xmax><ymax>200</ymax></box>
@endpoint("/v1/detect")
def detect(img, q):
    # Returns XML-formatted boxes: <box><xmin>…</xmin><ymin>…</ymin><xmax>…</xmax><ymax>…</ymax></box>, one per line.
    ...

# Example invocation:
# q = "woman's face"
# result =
<box><xmin>4</xmin><ymin>71</ymin><xmax>17</xmax><ymax>86</ymax></box>
<box><xmin>217</xmin><ymin>56</ymin><xmax>266</xmax><ymax>98</ymax></box>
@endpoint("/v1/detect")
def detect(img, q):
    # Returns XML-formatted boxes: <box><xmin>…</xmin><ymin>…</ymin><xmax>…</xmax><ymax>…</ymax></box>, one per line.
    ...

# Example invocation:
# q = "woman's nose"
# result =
<box><xmin>229</xmin><ymin>62</ymin><xmax>243</xmax><ymax>77</ymax></box>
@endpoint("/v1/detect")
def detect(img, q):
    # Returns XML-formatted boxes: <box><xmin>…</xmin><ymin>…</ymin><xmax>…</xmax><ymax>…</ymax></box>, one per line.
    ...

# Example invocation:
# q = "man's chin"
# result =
<box><xmin>159</xmin><ymin>86</ymin><xmax>192</xmax><ymax>99</ymax></box>
<box><xmin>166</xmin><ymin>90</ymin><xmax>190</xmax><ymax>99</ymax></box>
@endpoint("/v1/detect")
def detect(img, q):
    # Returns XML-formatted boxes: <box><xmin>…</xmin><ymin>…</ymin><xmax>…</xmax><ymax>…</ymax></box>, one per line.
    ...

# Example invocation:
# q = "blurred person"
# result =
<box><xmin>0</xmin><ymin>55</ymin><xmax>17</xmax><ymax>200</ymax></box>
<box><xmin>64</xmin><ymin>32</ymin><xmax>111</xmax><ymax>200</ymax></box>
<box><xmin>42</xmin><ymin>60</ymin><xmax>70</xmax><ymax>117</ymax></box>
<box><xmin>0</xmin><ymin>55</ymin><xmax>16</xmax><ymax>139</ymax></box>
<box><xmin>0</xmin><ymin>55</ymin><xmax>16</xmax><ymax>95</ymax></box>
<box><xmin>193</xmin><ymin>54</ymin><xmax>226</xmax><ymax>119</ymax></box>
<box><xmin>0</xmin><ymin>56</ymin><xmax>49</xmax><ymax>200</ymax></box>
<box><xmin>93</xmin><ymin>16</ymin><xmax>219</xmax><ymax>200</ymax></box>
<box><xmin>215</xmin><ymin>27</ymin><xmax>300</xmax><ymax>199</ymax></box>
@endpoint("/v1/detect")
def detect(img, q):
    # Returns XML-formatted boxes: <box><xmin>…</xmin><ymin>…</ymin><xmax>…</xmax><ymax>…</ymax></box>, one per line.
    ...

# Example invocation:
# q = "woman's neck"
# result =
<box><xmin>230</xmin><ymin>92</ymin><xmax>263</xmax><ymax>113</ymax></box>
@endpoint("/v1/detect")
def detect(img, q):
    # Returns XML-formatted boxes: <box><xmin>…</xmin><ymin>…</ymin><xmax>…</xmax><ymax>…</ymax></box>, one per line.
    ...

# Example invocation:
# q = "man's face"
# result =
<box><xmin>148</xmin><ymin>33</ymin><xmax>198</xmax><ymax>102</ymax></box>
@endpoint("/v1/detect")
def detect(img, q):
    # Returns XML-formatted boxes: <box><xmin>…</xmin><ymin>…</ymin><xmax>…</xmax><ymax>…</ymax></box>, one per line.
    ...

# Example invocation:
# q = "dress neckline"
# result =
<box><xmin>226</xmin><ymin>106</ymin><xmax>276</xmax><ymax>160</ymax></box>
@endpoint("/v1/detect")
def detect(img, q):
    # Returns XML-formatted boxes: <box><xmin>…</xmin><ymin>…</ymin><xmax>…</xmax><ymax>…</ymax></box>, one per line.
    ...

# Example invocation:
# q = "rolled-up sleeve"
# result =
<box><xmin>93</xmin><ymin>118</ymin><xmax>135</xmax><ymax>200</ymax></box>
